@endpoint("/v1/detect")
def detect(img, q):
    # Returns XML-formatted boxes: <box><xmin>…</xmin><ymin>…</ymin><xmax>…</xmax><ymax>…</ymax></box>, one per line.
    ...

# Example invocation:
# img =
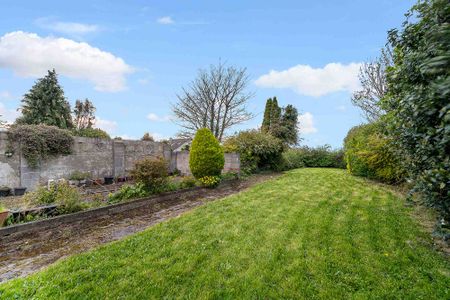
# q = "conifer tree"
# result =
<box><xmin>16</xmin><ymin>69</ymin><xmax>73</xmax><ymax>129</ymax></box>
<box><xmin>261</xmin><ymin>98</ymin><xmax>273</xmax><ymax>132</ymax></box>
<box><xmin>280</xmin><ymin>104</ymin><xmax>299</xmax><ymax>146</ymax></box>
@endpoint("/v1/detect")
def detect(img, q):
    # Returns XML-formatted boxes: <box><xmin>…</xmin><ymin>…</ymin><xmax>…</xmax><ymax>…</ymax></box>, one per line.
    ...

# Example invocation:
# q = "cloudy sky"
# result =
<box><xmin>0</xmin><ymin>0</ymin><xmax>413</xmax><ymax>146</ymax></box>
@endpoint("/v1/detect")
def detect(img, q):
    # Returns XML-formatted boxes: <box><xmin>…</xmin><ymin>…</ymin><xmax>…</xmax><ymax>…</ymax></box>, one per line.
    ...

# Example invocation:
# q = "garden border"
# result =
<box><xmin>0</xmin><ymin>185</ymin><xmax>209</xmax><ymax>238</ymax></box>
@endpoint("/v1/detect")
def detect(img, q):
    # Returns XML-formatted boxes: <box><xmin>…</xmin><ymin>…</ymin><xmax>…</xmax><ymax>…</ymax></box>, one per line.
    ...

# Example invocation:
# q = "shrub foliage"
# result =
<box><xmin>382</xmin><ymin>0</ymin><xmax>449</xmax><ymax>219</ymax></box>
<box><xmin>282</xmin><ymin>146</ymin><xmax>345</xmax><ymax>170</ymax></box>
<box><xmin>7</xmin><ymin>124</ymin><xmax>74</xmax><ymax>168</ymax></box>
<box><xmin>72</xmin><ymin>128</ymin><xmax>110</xmax><ymax>139</ymax></box>
<box><xmin>130</xmin><ymin>157</ymin><xmax>169</xmax><ymax>192</ymax></box>
<box><xmin>344</xmin><ymin>123</ymin><xmax>405</xmax><ymax>183</ymax></box>
<box><xmin>189</xmin><ymin>128</ymin><xmax>225</xmax><ymax>179</ymax></box>
<box><xmin>223</xmin><ymin>130</ymin><xmax>283</xmax><ymax>174</ymax></box>
<box><xmin>23</xmin><ymin>182</ymin><xmax>84</xmax><ymax>214</ymax></box>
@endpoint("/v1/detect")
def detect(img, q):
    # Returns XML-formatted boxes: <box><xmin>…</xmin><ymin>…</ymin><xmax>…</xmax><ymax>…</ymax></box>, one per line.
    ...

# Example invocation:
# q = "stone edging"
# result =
<box><xmin>0</xmin><ymin>186</ymin><xmax>206</xmax><ymax>238</ymax></box>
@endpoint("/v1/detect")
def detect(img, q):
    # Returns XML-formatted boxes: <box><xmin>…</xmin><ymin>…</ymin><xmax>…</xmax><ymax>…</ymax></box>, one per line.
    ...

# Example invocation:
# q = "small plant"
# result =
<box><xmin>180</xmin><ymin>176</ymin><xmax>197</xmax><ymax>189</ymax></box>
<box><xmin>198</xmin><ymin>176</ymin><xmax>221</xmax><ymax>188</ymax></box>
<box><xmin>69</xmin><ymin>171</ymin><xmax>91</xmax><ymax>181</ymax></box>
<box><xmin>221</xmin><ymin>172</ymin><xmax>240</xmax><ymax>181</ymax></box>
<box><xmin>108</xmin><ymin>183</ymin><xmax>149</xmax><ymax>204</ymax></box>
<box><xmin>22</xmin><ymin>182</ymin><xmax>84</xmax><ymax>214</ymax></box>
<box><xmin>130</xmin><ymin>157</ymin><xmax>169</xmax><ymax>192</ymax></box>
<box><xmin>171</xmin><ymin>168</ymin><xmax>181</xmax><ymax>176</ymax></box>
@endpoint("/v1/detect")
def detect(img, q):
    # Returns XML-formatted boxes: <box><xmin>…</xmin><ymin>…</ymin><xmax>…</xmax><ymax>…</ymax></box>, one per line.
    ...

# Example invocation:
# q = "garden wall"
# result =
<box><xmin>171</xmin><ymin>151</ymin><xmax>240</xmax><ymax>176</ymax></box>
<box><xmin>0</xmin><ymin>132</ymin><xmax>240</xmax><ymax>190</ymax></box>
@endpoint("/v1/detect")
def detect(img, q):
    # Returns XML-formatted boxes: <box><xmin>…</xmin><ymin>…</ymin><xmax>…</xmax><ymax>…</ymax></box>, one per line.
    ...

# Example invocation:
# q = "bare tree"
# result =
<box><xmin>351</xmin><ymin>46</ymin><xmax>393</xmax><ymax>122</ymax></box>
<box><xmin>172</xmin><ymin>62</ymin><xmax>254</xmax><ymax>141</ymax></box>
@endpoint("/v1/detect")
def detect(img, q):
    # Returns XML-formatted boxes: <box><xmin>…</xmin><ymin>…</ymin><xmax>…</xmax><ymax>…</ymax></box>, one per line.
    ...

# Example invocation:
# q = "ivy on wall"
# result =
<box><xmin>7</xmin><ymin>124</ymin><xmax>74</xmax><ymax>168</ymax></box>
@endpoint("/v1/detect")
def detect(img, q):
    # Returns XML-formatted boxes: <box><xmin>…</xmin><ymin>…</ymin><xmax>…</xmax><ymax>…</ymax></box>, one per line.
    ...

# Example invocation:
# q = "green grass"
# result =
<box><xmin>1</xmin><ymin>169</ymin><xmax>449</xmax><ymax>299</ymax></box>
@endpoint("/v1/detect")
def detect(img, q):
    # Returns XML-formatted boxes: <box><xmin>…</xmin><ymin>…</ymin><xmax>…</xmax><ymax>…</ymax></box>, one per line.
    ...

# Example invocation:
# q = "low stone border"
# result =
<box><xmin>0</xmin><ymin>185</ymin><xmax>206</xmax><ymax>238</ymax></box>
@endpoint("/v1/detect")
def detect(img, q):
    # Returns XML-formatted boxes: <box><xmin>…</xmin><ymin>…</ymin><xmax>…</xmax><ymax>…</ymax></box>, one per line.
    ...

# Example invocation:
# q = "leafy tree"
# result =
<box><xmin>73</xmin><ymin>99</ymin><xmax>96</xmax><ymax>130</ymax></box>
<box><xmin>189</xmin><ymin>128</ymin><xmax>224</xmax><ymax>179</ymax></box>
<box><xmin>382</xmin><ymin>0</ymin><xmax>450</xmax><ymax>222</ymax></box>
<box><xmin>16</xmin><ymin>69</ymin><xmax>73</xmax><ymax>129</ymax></box>
<box><xmin>172</xmin><ymin>62</ymin><xmax>254</xmax><ymax>141</ymax></box>
<box><xmin>261</xmin><ymin>98</ymin><xmax>273</xmax><ymax>133</ymax></box>
<box><xmin>141</xmin><ymin>132</ymin><xmax>154</xmax><ymax>141</ymax></box>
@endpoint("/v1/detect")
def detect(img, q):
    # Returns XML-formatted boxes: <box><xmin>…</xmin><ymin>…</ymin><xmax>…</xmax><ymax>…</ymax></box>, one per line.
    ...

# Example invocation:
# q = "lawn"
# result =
<box><xmin>1</xmin><ymin>168</ymin><xmax>449</xmax><ymax>299</ymax></box>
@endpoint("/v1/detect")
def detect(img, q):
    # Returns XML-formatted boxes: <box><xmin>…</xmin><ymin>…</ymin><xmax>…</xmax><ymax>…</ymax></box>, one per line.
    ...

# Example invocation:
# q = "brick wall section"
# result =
<box><xmin>0</xmin><ymin>132</ymin><xmax>240</xmax><ymax>190</ymax></box>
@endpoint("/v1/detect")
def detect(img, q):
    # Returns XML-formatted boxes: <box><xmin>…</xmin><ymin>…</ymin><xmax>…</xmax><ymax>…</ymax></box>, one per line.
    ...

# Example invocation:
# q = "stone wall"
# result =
<box><xmin>0</xmin><ymin>132</ymin><xmax>171</xmax><ymax>190</ymax></box>
<box><xmin>172</xmin><ymin>151</ymin><xmax>240</xmax><ymax>176</ymax></box>
<box><xmin>0</xmin><ymin>132</ymin><xmax>240</xmax><ymax>190</ymax></box>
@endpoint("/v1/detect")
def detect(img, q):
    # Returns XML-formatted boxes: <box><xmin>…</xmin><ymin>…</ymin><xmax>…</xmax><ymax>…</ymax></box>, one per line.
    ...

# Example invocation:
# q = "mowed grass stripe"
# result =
<box><xmin>1</xmin><ymin>168</ymin><xmax>449</xmax><ymax>299</ymax></box>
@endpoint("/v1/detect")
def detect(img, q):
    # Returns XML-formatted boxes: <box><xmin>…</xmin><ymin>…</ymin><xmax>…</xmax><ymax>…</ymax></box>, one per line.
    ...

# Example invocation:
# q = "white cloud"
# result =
<box><xmin>0</xmin><ymin>102</ymin><xmax>20</xmax><ymax>124</ymax></box>
<box><xmin>297</xmin><ymin>112</ymin><xmax>317</xmax><ymax>134</ymax></box>
<box><xmin>255</xmin><ymin>62</ymin><xmax>361</xmax><ymax>97</ymax></box>
<box><xmin>157</xmin><ymin>16</ymin><xmax>174</xmax><ymax>25</ymax></box>
<box><xmin>147</xmin><ymin>113</ymin><xmax>171</xmax><ymax>122</ymax></box>
<box><xmin>0</xmin><ymin>31</ymin><xmax>134</xmax><ymax>92</ymax></box>
<box><xmin>94</xmin><ymin>117</ymin><xmax>118</xmax><ymax>134</ymax></box>
<box><xmin>36</xmin><ymin>18</ymin><xmax>100</xmax><ymax>35</ymax></box>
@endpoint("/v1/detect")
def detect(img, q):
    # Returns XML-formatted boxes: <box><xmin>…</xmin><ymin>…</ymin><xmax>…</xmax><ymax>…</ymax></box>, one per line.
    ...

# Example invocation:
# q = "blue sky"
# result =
<box><xmin>0</xmin><ymin>0</ymin><xmax>414</xmax><ymax>147</ymax></box>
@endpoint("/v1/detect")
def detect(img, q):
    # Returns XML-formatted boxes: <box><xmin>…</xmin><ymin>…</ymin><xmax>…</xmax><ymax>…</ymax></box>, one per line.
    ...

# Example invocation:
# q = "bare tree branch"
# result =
<box><xmin>172</xmin><ymin>62</ymin><xmax>254</xmax><ymax>141</ymax></box>
<box><xmin>351</xmin><ymin>46</ymin><xmax>393</xmax><ymax>122</ymax></box>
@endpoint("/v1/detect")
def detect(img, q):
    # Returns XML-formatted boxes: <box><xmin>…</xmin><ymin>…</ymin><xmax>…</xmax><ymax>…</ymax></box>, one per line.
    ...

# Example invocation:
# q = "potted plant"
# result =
<box><xmin>104</xmin><ymin>176</ymin><xmax>114</xmax><ymax>185</ymax></box>
<box><xmin>0</xmin><ymin>204</ymin><xmax>9</xmax><ymax>226</ymax></box>
<box><xmin>14</xmin><ymin>187</ymin><xmax>27</xmax><ymax>196</ymax></box>
<box><xmin>0</xmin><ymin>186</ymin><xmax>10</xmax><ymax>197</ymax></box>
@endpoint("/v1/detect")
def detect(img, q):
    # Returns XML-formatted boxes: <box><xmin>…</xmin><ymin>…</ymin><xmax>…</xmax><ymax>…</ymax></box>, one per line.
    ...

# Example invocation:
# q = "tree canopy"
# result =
<box><xmin>16</xmin><ymin>69</ymin><xmax>73</xmax><ymax>129</ymax></box>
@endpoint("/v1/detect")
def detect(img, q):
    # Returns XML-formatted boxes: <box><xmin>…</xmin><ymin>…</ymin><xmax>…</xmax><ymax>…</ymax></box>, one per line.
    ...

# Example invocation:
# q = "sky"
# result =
<box><xmin>0</xmin><ymin>0</ymin><xmax>414</xmax><ymax>147</ymax></box>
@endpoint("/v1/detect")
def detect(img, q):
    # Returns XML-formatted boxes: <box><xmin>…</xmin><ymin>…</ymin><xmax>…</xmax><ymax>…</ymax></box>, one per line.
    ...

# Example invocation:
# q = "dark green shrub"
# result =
<box><xmin>280</xmin><ymin>146</ymin><xmax>345</xmax><ymax>170</ymax></box>
<box><xmin>72</xmin><ymin>128</ymin><xmax>110</xmax><ymax>139</ymax></box>
<box><xmin>382</xmin><ymin>0</ymin><xmax>450</xmax><ymax>220</ymax></box>
<box><xmin>281</xmin><ymin>149</ymin><xmax>306</xmax><ymax>170</ymax></box>
<box><xmin>344</xmin><ymin>122</ymin><xmax>405</xmax><ymax>183</ymax></box>
<box><xmin>223</xmin><ymin>130</ymin><xmax>283</xmax><ymax>174</ymax></box>
<box><xmin>108</xmin><ymin>183</ymin><xmax>149</xmax><ymax>204</ymax></box>
<box><xmin>130</xmin><ymin>157</ymin><xmax>169</xmax><ymax>192</ymax></box>
<box><xmin>7</xmin><ymin>124</ymin><xmax>73</xmax><ymax>168</ymax></box>
<box><xmin>189</xmin><ymin>128</ymin><xmax>225</xmax><ymax>179</ymax></box>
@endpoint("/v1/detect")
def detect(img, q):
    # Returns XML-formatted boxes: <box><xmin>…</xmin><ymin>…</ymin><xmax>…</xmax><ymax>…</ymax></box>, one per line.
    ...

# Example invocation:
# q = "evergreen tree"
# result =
<box><xmin>280</xmin><ymin>104</ymin><xmax>299</xmax><ymax>146</ymax></box>
<box><xmin>73</xmin><ymin>99</ymin><xmax>96</xmax><ymax>130</ymax></box>
<box><xmin>261</xmin><ymin>98</ymin><xmax>273</xmax><ymax>133</ymax></box>
<box><xmin>268</xmin><ymin>97</ymin><xmax>282</xmax><ymax>136</ymax></box>
<box><xmin>16</xmin><ymin>69</ymin><xmax>73</xmax><ymax>129</ymax></box>
<box><xmin>270</xmin><ymin>97</ymin><xmax>281</xmax><ymax>129</ymax></box>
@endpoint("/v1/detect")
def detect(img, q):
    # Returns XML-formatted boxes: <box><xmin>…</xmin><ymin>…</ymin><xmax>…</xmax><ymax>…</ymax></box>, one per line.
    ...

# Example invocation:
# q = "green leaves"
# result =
<box><xmin>382</xmin><ymin>0</ymin><xmax>450</xmax><ymax>220</ymax></box>
<box><xmin>189</xmin><ymin>128</ymin><xmax>225</xmax><ymax>179</ymax></box>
